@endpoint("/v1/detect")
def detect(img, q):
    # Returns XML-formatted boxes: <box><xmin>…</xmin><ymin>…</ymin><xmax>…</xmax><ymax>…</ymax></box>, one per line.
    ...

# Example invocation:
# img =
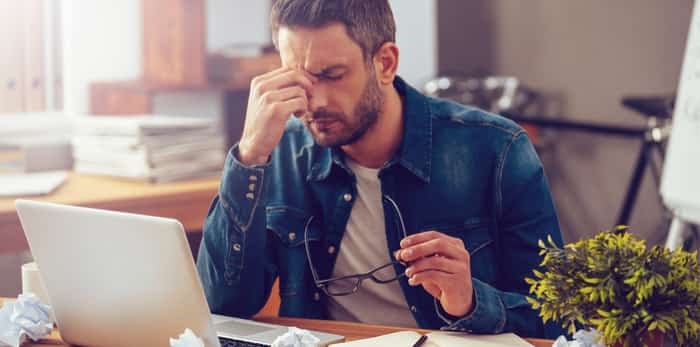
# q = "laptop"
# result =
<box><xmin>15</xmin><ymin>200</ymin><xmax>344</xmax><ymax>347</ymax></box>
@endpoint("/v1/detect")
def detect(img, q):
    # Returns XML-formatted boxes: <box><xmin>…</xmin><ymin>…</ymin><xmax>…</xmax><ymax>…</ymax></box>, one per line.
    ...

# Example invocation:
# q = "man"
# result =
<box><xmin>197</xmin><ymin>0</ymin><xmax>563</xmax><ymax>338</ymax></box>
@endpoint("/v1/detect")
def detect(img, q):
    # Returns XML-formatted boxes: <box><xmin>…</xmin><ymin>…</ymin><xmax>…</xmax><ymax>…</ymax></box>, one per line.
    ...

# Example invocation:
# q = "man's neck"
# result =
<box><xmin>341</xmin><ymin>86</ymin><xmax>403</xmax><ymax>169</ymax></box>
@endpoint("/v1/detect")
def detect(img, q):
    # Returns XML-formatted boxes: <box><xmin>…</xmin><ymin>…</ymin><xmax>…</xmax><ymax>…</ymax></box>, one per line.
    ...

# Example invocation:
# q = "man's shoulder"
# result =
<box><xmin>427</xmin><ymin>96</ymin><xmax>524</xmax><ymax>138</ymax></box>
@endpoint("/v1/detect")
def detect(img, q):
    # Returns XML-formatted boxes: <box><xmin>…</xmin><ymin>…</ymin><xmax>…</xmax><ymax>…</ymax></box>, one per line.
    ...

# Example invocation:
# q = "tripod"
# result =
<box><xmin>616</xmin><ymin>96</ymin><xmax>673</xmax><ymax>226</ymax></box>
<box><xmin>618</xmin><ymin>98</ymin><xmax>700</xmax><ymax>251</ymax></box>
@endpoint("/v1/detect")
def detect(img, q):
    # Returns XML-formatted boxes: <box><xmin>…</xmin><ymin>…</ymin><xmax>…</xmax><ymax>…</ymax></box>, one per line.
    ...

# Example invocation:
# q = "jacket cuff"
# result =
<box><xmin>219</xmin><ymin>144</ymin><xmax>270</xmax><ymax>231</ymax></box>
<box><xmin>436</xmin><ymin>278</ymin><xmax>506</xmax><ymax>333</ymax></box>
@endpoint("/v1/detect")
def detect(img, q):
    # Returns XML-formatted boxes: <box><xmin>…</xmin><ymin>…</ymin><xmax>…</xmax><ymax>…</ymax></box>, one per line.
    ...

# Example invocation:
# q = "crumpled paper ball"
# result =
<box><xmin>271</xmin><ymin>327</ymin><xmax>320</xmax><ymax>347</ymax></box>
<box><xmin>0</xmin><ymin>293</ymin><xmax>53</xmax><ymax>347</ymax></box>
<box><xmin>552</xmin><ymin>329</ymin><xmax>605</xmax><ymax>347</ymax></box>
<box><xmin>170</xmin><ymin>328</ymin><xmax>205</xmax><ymax>347</ymax></box>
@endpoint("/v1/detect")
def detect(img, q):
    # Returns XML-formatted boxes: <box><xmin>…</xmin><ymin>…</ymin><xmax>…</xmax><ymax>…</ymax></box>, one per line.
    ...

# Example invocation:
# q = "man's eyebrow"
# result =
<box><xmin>311</xmin><ymin>65</ymin><xmax>347</xmax><ymax>76</ymax></box>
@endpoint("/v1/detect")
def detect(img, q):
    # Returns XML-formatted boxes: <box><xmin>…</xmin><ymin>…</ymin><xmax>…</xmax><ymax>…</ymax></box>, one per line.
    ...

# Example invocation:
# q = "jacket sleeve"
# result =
<box><xmin>196</xmin><ymin>144</ymin><xmax>278</xmax><ymax>318</ymax></box>
<box><xmin>436</xmin><ymin>131</ymin><xmax>566</xmax><ymax>339</ymax></box>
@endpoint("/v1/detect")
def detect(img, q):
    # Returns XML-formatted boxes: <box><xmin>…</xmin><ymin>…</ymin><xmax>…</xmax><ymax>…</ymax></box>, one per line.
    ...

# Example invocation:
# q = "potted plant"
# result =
<box><xmin>526</xmin><ymin>226</ymin><xmax>700</xmax><ymax>347</ymax></box>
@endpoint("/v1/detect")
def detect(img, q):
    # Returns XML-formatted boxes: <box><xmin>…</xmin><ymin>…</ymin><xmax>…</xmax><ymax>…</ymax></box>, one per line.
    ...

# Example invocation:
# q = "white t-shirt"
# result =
<box><xmin>325</xmin><ymin>158</ymin><xmax>418</xmax><ymax>328</ymax></box>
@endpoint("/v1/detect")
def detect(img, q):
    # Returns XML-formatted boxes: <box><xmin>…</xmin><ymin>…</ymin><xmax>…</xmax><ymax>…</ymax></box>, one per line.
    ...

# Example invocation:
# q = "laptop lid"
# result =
<box><xmin>16</xmin><ymin>200</ymin><xmax>345</xmax><ymax>347</ymax></box>
<box><xmin>16</xmin><ymin>200</ymin><xmax>220</xmax><ymax>347</ymax></box>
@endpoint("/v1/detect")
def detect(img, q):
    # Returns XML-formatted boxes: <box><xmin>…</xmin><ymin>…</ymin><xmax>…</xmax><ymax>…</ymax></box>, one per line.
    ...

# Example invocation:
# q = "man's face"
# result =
<box><xmin>277</xmin><ymin>23</ymin><xmax>383</xmax><ymax>147</ymax></box>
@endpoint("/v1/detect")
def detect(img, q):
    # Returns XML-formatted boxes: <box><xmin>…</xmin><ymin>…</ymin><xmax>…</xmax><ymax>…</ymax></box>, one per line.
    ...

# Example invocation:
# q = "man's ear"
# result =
<box><xmin>372</xmin><ymin>42</ymin><xmax>399</xmax><ymax>86</ymax></box>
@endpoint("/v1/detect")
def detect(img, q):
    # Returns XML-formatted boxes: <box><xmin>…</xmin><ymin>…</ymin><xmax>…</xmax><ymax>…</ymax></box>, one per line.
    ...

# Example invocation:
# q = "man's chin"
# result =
<box><xmin>310</xmin><ymin>131</ymin><xmax>353</xmax><ymax>148</ymax></box>
<box><xmin>311</xmin><ymin>134</ymin><xmax>343</xmax><ymax>147</ymax></box>
<box><xmin>307</xmin><ymin>122</ymin><xmax>366</xmax><ymax>147</ymax></box>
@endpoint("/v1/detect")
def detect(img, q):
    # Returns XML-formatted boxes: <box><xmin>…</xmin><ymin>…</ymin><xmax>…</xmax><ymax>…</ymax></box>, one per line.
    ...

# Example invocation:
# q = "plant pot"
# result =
<box><xmin>612</xmin><ymin>330</ymin><xmax>663</xmax><ymax>347</ymax></box>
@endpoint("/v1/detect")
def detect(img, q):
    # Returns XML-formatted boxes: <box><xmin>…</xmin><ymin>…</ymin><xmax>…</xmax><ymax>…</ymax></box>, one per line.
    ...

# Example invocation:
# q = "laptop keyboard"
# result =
<box><xmin>219</xmin><ymin>336</ymin><xmax>270</xmax><ymax>347</ymax></box>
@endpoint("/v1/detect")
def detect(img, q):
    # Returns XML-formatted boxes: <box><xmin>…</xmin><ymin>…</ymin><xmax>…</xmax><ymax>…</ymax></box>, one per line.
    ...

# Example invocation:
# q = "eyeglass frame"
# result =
<box><xmin>303</xmin><ymin>195</ymin><xmax>409</xmax><ymax>297</ymax></box>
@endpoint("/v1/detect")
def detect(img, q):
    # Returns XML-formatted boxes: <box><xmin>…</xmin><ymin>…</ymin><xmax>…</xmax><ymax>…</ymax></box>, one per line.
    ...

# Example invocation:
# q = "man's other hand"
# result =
<box><xmin>395</xmin><ymin>231</ymin><xmax>475</xmax><ymax>318</ymax></box>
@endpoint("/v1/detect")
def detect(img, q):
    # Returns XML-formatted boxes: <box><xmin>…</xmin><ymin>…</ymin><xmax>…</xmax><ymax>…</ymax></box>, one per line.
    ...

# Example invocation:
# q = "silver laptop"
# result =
<box><xmin>15</xmin><ymin>200</ymin><xmax>344</xmax><ymax>347</ymax></box>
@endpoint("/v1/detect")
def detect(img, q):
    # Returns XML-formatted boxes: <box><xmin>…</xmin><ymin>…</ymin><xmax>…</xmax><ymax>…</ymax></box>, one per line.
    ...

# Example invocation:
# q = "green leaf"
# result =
<box><xmin>597</xmin><ymin>309</ymin><xmax>611</xmax><ymax>318</ymax></box>
<box><xmin>649</xmin><ymin>321</ymin><xmax>658</xmax><ymax>331</ymax></box>
<box><xmin>525</xmin><ymin>227</ymin><xmax>700</xmax><ymax>345</ymax></box>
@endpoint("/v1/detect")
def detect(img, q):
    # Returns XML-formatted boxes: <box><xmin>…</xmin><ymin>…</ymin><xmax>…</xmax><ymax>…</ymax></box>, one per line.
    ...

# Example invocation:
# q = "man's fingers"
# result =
<box><xmin>260</xmin><ymin>86</ymin><xmax>308</xmax><ymax>104</ymax></box>
<box><xmin>271</xmin><ymin>97</ymin><xmax>308</xmax><ymax>119</ymax></box>
<box><xmin>399</xmin><ymin>232</ymin><xmax>476</xmax><ymax>317</ymax></box>
<box><xmin>399</xmin><ymin>230</ymin><xmax>444</xmax><ymax>248</ymax></box>
<box><xmin>404</xmin><ymin>255</ymin><xmax>466</xmax><ymax>277</ymax></box>
<box><xmin>420</xmin><ymin>281</ymin><xmax>442</xmax><ymax>299</ymax></box>
<box><xmin>407</xmin><ymin>270</ymin><xmax>451</xmax><ymax>288</ymax></box>
<box><xmin>254</xmin><ymin>69</ymin><xmax>315</xmax><ymax>96</ymax></box>
<box><xmin>396</xmin><ymin>237</ymin><xmax>468</xmax><ymax>263</ymax></box>
<box><xmin>253</xmin><ymin>66</ymin><xmax>293</xmax><ymax>83</ymax></box>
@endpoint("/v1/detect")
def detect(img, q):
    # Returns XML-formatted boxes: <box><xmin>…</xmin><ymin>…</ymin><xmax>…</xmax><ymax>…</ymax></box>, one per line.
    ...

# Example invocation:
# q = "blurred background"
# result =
<box><xmin>0</xmin><ymin>0</ymin><xmax>694</xmax><ymax>297</ymax></box>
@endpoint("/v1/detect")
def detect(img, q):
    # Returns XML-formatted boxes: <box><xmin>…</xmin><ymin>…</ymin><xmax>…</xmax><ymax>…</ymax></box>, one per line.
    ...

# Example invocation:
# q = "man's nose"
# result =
<box><xmin>308</xmin><ymin>83</ymin><xmax>328</xmax><ymax>113</ymax></box>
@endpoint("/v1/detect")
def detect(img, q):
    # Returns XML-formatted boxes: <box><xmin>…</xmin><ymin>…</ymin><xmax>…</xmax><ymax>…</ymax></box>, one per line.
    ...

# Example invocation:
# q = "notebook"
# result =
<box><xmin>330</xmin><ymin>330</ymin><xmax>533</xmax><ymax>347</ymax></box>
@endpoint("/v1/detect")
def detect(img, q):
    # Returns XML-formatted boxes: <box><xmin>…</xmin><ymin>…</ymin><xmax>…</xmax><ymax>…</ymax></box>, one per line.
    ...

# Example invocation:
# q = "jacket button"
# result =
<box><xmin>232</xmin><ymin>243</ymin><xmax>241</xmax><ymax>252</ymax></box>
<box><xmin>313</xmin><ymin>292</ymin><xmax>321</xmax><ymax>301</ymax></box>
<box><xmin>410</xmin><ymin>305</ymin><xmax>417</xmax><ymax>313</ymax></box>
<box><xmin>245</xmin><ymin>192</ymin><xmax>255</xmax><ymax>200</ymax></box>
<box><xmin>343</xmin><ymin>193</ymin><xmax>352</xmax><ymax>202</ymax></box>
<box><xmin>249</xmin><ymin>175</ymin><xmax>258</xmax><ymax>181</ymax></box>
<box><xmin>248</xmin><ymin>183</ymin><xmax>256</xmax><ymax>191</ymax></box>
<box><xmin>288</xmin><ymin>233</ymin><xmax>296</xmax><ymax>241</ymax></box>
<box><xmin>327</xmin><ymin>246</ymin><xmax>336</xmax><ymax>254</ymax></box>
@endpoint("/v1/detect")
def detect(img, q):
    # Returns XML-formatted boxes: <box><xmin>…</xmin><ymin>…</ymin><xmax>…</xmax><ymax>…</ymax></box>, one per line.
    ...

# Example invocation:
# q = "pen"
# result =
<box><xmin>412</xmin><ymin>334</ymin><xmax>428</xmax><ymax>347</ymax></box>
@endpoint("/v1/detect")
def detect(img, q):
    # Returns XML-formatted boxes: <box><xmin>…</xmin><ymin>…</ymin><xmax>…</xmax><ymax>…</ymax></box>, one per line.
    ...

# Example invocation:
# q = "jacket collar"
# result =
<box><xmin>308</xmin><ymin>76</ymin><xmax>433</xmax><ymax>183</ymax></box>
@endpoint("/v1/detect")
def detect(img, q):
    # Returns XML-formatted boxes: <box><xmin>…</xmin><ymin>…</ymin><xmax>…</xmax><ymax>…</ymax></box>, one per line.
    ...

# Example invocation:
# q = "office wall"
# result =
<box><xmin>438</xmin><ymin>0</ymin><xmax>693</xmax><ymax>243</ymax></box>
<box><xmin>61</xmin><ymin>0</ymin><xmax>142</xmax><ymax>115</ymax></box>
<box><xmin>390</xmin><ymin>0</ymin><xmax>438</xmax><ymax>87</ymax></box>
<box><xmin>207</xmin><ymin>0</ymin><xmax>270</xmax><ymax>52</ymax></box>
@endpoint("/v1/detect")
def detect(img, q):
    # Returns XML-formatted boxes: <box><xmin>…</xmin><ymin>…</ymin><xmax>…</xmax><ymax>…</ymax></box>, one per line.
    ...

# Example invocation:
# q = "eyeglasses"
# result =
<box><xmin>304</xmin><ymin>195</ymin><xmax>408</xmax><ymax>296</ymax></box>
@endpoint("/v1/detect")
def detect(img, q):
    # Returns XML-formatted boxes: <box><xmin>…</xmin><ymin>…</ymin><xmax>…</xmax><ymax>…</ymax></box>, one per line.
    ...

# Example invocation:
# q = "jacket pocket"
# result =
<box><xmin>266</xmin><ymin>206</ymin><xmax>320</xmax><ymax>247</ymax></box>
<box><xmin>265</xmin><ymin>206</ymin><xmax>320</xmax><ymax>297</ymax></box>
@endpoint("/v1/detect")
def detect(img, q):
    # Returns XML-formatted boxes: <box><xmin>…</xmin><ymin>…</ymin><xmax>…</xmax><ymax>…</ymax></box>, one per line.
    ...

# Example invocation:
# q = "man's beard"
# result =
<box><xmin>305</xmin><ymin>72</ymin><xmax>383</xmax><ymax>147</ymax></box>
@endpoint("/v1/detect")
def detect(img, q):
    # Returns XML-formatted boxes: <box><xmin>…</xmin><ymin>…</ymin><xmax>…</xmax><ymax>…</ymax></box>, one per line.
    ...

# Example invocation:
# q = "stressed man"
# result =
<box><xmin>198</xmin><ymin>0</ymin><xmax>563</xmax><ymax>338</ymax></box>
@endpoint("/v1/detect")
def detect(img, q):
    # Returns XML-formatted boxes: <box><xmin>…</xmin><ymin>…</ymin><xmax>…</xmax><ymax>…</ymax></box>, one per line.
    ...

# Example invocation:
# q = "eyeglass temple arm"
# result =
<box><xmin>304</xmin><ymin>216</ymin><xmax>323</xmax><ymax>284</ymax></box>
<box><xmin>383</xmin><ymin>195</ymin><xmax>408</xmax><ymax>239</ymax></box>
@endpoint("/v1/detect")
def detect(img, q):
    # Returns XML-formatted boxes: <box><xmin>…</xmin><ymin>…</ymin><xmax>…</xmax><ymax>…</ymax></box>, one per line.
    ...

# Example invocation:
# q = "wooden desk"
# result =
<box><xmin>0</xmin><ymin>172</ymin><xmax>220</xmax><ymax>253</ymax></box>
<box><xmin>256</xmin><ymin>317</ymin><xmax>554</xmax><ymax>347</ymax></box>
<box><xmin>0</xmin><ymin>298</ymin><xmax>552</xmax><ymax>347</ymax></box>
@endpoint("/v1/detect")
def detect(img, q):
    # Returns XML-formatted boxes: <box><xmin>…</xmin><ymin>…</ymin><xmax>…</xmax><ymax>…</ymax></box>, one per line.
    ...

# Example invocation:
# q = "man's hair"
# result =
<box><xmin>270</xmin><ymin>0</ymin><xmax>396</xmax><ymax>61</ymax></box>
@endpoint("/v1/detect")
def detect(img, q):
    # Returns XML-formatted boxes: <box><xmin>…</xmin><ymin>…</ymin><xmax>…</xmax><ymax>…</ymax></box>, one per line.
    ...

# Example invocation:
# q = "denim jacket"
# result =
<box><xmin>197</xmin><ymin>76</ymin><xmax>565</xmax><ymax>339</ymax></box>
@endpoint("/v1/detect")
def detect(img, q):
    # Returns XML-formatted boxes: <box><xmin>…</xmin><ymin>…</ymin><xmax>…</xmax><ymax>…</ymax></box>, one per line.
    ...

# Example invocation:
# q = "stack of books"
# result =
<box><xmin>72</xmin><ymin>115</ymin><xmax>226</xmax><ymax>183</ymax></box>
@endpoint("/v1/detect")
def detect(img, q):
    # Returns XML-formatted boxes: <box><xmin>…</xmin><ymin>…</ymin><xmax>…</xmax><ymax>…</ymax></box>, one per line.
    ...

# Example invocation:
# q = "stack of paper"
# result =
<box><xmin>72</xmin><ymin>115</ymin><xmax>225</xmax><ymax>183</ymax></box>
<box><xmin>0</xmin><ymin>113</ymin><xmax>74</xmax><ymax>173</ymax></box>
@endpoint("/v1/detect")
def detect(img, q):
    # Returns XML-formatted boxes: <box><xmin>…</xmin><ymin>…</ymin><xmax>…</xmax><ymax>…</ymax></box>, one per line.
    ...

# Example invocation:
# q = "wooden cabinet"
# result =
<box><xmin>142</xmin><ymin>0</ymin><xmax>207</xmax><ymax>86</ymax></box>
<box><xmin>0</xmin><ymin>0</ymin><xmax>45</xmax><ymax>113</ymax></box>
